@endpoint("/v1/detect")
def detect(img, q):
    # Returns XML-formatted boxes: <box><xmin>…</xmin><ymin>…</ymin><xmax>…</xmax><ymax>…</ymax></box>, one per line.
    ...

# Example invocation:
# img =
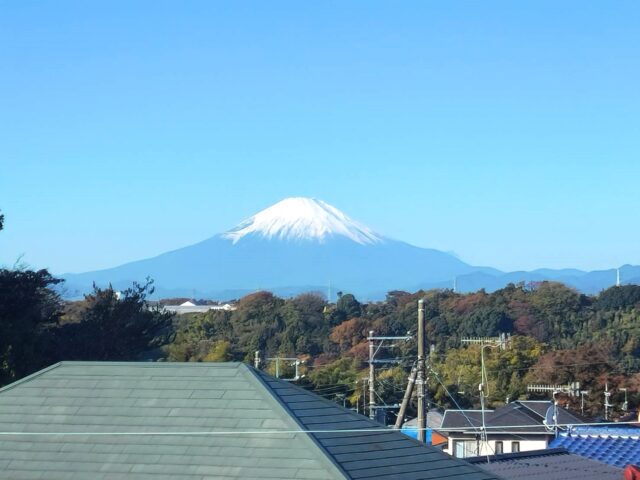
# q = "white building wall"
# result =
<box><xmin>446</xmin><ymin>437</ymin><xmax>548</xmax><ymax>458</ymax></box>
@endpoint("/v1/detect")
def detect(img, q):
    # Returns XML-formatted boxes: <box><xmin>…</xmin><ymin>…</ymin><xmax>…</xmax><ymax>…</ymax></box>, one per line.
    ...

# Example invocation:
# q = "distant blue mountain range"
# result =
<box><xmin>61</xmin><ymin>198</ymin><xmax>638</xmax><ymax>300</ymax></box>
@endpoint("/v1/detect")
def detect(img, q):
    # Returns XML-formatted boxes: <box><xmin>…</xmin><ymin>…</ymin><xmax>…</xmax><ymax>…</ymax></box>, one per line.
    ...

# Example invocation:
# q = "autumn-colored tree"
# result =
<box><xmin>329</xmin><ymin>317</ymin><xmax>369</xmax><ymax>351</ymax></box>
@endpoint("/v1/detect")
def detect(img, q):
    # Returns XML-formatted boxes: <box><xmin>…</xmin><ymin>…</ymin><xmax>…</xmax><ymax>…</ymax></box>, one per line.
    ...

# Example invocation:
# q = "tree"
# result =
<box><xmin>55</xmin><ymin>280</ymin><xmax>174</xmax><ymax>361</ymax></box>
<box><xmin>336</xmin><ymin>293</ymin><xmax>362</xmax><ymax>319</ymax></box>
<box><xmin>0</xmin><ymin>268</ymin><xmax>63</xmax><ymax>385</ymax></box>
<box><xmin>0</xmin><ymin>211</ymin><xmax>64</xmax><ymax>385</ymax></box>
<box><xmin>203</xmin><ymin>340</ymin><xmax>233</xmax><ymax>362</ymax></box>
<box><xmin>230</xmin><ymin>291</ymin><xmax>284</xmax><ymax>358</ymax></box>
<box><xmin>595</xmin><ymin>285</ymin><xmax>640</xmax><ymax>310</ymax></box>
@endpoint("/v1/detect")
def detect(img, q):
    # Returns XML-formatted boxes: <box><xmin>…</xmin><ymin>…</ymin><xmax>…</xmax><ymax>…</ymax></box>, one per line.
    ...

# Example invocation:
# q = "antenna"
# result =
<box><xmin>461</xmin><ymin>333</ymin><xmax>510</xmax><ymax>350</ymax></box>
<box><xmin>480</xmin><ymin>343</ymin><xmax>499</xmax><ymax>461</ymax></box>
<box><xmin>527</xmin><ymin>382</ymin><xmax>581</xmax><ymax>397</ymax></box>
<box><xmin>616</xmin><ymin>268</ymin><xmax>621</xmax><ymax>287</ymax></box>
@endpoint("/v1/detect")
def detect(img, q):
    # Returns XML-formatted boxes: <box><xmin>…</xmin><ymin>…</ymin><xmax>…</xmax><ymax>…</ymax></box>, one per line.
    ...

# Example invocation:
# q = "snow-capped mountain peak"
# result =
<box><xmin>222</xmin><ymin>197</ymin><xmax>384</xmax><ymax>245</ymax></box>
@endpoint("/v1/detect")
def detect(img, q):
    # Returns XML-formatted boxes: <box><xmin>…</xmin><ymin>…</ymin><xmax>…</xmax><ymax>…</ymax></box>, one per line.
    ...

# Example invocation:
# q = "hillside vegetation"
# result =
<box><xmin>167</xmin><ymin>283</ymin><xmax>640</xmax><ymax>418</ymax></box>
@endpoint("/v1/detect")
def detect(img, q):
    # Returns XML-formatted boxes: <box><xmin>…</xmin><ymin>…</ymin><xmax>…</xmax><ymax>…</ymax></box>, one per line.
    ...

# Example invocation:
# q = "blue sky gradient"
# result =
<box><xmin>1</xmin><ymin>1</ymin><xmax>639</xmax><ymax>273</ymax></box>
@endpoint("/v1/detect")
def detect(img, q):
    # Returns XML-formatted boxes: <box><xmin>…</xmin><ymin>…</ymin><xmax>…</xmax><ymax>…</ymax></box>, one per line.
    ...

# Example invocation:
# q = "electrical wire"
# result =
<box><xmin>0</xmin><ymin>420</ymin><xmax>636</xmax><ymax>437</ymax></box>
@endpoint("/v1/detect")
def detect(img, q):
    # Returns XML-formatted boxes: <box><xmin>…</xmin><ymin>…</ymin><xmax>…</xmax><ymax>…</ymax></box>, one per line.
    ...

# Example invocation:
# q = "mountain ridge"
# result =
<box><xmin>61</xmin><ymin>198</ymin><xmax>638</xmax><ymax>299</ymax></box>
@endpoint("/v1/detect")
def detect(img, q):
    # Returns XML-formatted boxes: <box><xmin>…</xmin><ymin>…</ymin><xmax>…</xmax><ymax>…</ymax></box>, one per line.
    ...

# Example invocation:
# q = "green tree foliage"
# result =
<box><xmin>52</xmin><ymin>280</ymin><xmax>174</xmax><ymax>361</ymax></box>
<box><xmin>203</xmin><ymin>340</ymin><xmax>233</xmax><ymax>362</ymax></box>
<box><xmin>431</xmin><ymin>336</ymin><xmax>545</xmax><ymax>409</ymax></box>
<box><xmin>167</xmin><ymin>292</ymin><xmax>330</xmax><ymax>363</ymax></box>
<box><xmin>0</xmin><ymin>211</ymin><xmax>64</xmax><ymax>385</ymax></box>
<box><xmin>595</xmin><ymin>285</ymin><xmax>640</xmax><ymax>310</ymax></box>
<box><xmin>0</xmin><ymin>268</ymin><xmax>63</xmax><ymax>385</ymax></box>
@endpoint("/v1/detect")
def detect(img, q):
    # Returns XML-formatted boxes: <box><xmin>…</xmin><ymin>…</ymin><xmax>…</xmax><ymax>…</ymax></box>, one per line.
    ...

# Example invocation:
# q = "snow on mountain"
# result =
<box><xmin>222</xmin><ymin>197</ymin><xmax>384</xmax><ymax>245</ymax></box>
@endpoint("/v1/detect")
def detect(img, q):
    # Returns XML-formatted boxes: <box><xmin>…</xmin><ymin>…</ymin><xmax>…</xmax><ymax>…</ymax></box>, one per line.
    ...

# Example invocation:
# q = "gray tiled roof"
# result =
<box><xmin>441</xmin><ymin>401</ymin><xmax>585</xmax><ymax>435</ymax></box>
<box><xmin>0</xmin><ymin>362</ymin><xmax>499</xmax><ymax>479</ymax></box>
<box><xmin>466</xmin><ymin>448</ymin><xmax>622</xmax><ymax>480</ymax></box>
<box><xmin>256</xmin><ymin>371</ymin><xmax>497</xmax><ymax>480</ymax></box>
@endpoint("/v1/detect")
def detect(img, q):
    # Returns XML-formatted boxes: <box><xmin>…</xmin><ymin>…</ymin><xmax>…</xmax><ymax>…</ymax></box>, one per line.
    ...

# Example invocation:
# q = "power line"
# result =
<box><xmin>0</xmin><ymin>420</ymin><xmax>636</xmax><ymax>437</ymax></box>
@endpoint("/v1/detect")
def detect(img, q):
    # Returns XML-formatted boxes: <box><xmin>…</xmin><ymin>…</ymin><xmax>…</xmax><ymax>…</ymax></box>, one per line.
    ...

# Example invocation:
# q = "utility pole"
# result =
<box><xmin>621</xmin><ymin>388</ymin><xmax>629</xmax><ymax>411</ymax></box>
<box><xmin>366</xmin><ymin>331</ymin><xmax>412</xmax><ymax>422</ymax></box>
<box><xmin>604</xmin><ymin>383</ymin><xmax>613</xmax><ymax>420</ymax></box>
<box><xmin>394</xmin><ymin>365</ymin><xmax>417</xmax><ymax>429</ymax></box>
<box><xmin>369</xmin><ymin>331</ymin><xmax>376</xmax><ymax>420</ymax></box>
<box><xmin>417</xmin><ymin>299</ymin><xmax>427</xmax><ymax>443</ymax></box>
<box><xmin>362</xmin><ymin>378</ymin><xmax>367</xmax><ymax>416</ymax></box>
<box><xmin>580</xmin><ymin>390</ymin><xmax>589</xmax><ymax>416</ymax></box>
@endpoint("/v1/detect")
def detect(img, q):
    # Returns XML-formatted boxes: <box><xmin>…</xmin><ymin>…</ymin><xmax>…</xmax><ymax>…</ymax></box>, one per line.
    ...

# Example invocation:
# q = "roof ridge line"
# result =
<box><xmin>56</xmin><ymin>361</ymin><xmax>243</xmax><ymax>367</ymax></box>
<box><xmin>244</xmin><ymin>366</ymin><xmax>350</xmax><ymax>480</ymax></box>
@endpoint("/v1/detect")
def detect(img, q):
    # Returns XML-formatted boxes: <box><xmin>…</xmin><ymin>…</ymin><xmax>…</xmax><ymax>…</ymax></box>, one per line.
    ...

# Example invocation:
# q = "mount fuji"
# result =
<box><xmin>61</xmin><ymin>198</ymin><xmax>492</xmax><ymax>299</ymax></box>
<box><xmin>61</xmin><ymin>198</ymin><xmax>638</xmax><ymax>299</ymax></box>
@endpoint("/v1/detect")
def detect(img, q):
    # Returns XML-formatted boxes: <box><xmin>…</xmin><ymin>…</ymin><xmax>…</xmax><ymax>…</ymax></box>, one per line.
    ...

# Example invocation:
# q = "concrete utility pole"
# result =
<box><xmin>362</xmin><ymin>378</ymin><xmax>367</xmax><ymax>416</ymax></box>
<box><xmin>367</xmin><ymin>331</ymin><xmax>412</xmax><ymax>423</ymax></box>
<box><xmin>604</xmin><ymin>383</ymin><xmax>613</xmax><ymax>420</ymax></box>
<box><xmin>393</xmin><ymin>366</ymin><xmax>417</xmax><ymax>429</ymax></box>
<box><xmin>369</xmin><ymin>331</ymin><xmax>376</xmax><ymax>420</ymax></box>
<box><xmin>580</xmin><ymin>390</ymin><xmax>589</xmax><ymax>416</ymax></box>
<box><xmin>621</xmin><ymin>388</ymin><xmax>629</xmax><ymax>411</ymax></box>
<box><xmin>416</xmin><ymin>299</ymin><xmax>427</xmax><ymax>443</ymax></box>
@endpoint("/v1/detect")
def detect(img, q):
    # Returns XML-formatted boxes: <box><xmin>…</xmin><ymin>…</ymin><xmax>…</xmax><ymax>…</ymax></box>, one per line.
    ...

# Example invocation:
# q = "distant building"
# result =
<box><xmin>163</xmin><ymin>302</ymin><xmax>236</xmax><ymax>315</ymax></box>
<box><xmin>439</xmin><ymin>400</ymin><xmax>585</xmax><ymax>458</ymax></box>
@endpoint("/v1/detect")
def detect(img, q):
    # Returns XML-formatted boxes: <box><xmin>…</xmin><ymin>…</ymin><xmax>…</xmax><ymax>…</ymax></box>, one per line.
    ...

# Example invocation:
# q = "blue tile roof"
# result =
<box><xmin>549</xmin><ymin>426</ymin><xmax>640</xmax><ymax>468</ymax></box>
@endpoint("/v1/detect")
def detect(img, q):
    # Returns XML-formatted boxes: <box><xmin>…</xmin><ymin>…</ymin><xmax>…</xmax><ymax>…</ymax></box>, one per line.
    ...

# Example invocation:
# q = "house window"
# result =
<box><xmin>495</xmin><ymin>441</ymin><xmax>503</xmax><ymax>454</ymax></box>
<box><xmin>512</xmin><ymin>441</ymin><xmax>520</xmax><ymax>453</ymax></box>
<box><xmin>453</xmin><ymin>440</ymin><xmax>477</xmax><ymax>458</ymax></box>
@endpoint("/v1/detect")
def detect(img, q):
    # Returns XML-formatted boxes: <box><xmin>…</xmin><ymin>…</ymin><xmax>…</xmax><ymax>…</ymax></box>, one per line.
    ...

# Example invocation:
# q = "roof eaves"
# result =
<box><xmin>466</xmin><ymin>447</ymin><xmax>571</xmax><ymax>464</ymax></box>
<box><xmin>0</xmin><ymin>361</ymin><xmax>63</xmax><ymax>394</ymax></box>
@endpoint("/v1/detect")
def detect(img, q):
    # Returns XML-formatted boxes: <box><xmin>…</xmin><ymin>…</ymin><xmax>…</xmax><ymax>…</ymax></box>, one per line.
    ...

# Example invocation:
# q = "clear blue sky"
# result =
<box><xmin>1</xmin><ymin>1</ymin><xmax>639</xmax><ymax>274</ymax></box>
